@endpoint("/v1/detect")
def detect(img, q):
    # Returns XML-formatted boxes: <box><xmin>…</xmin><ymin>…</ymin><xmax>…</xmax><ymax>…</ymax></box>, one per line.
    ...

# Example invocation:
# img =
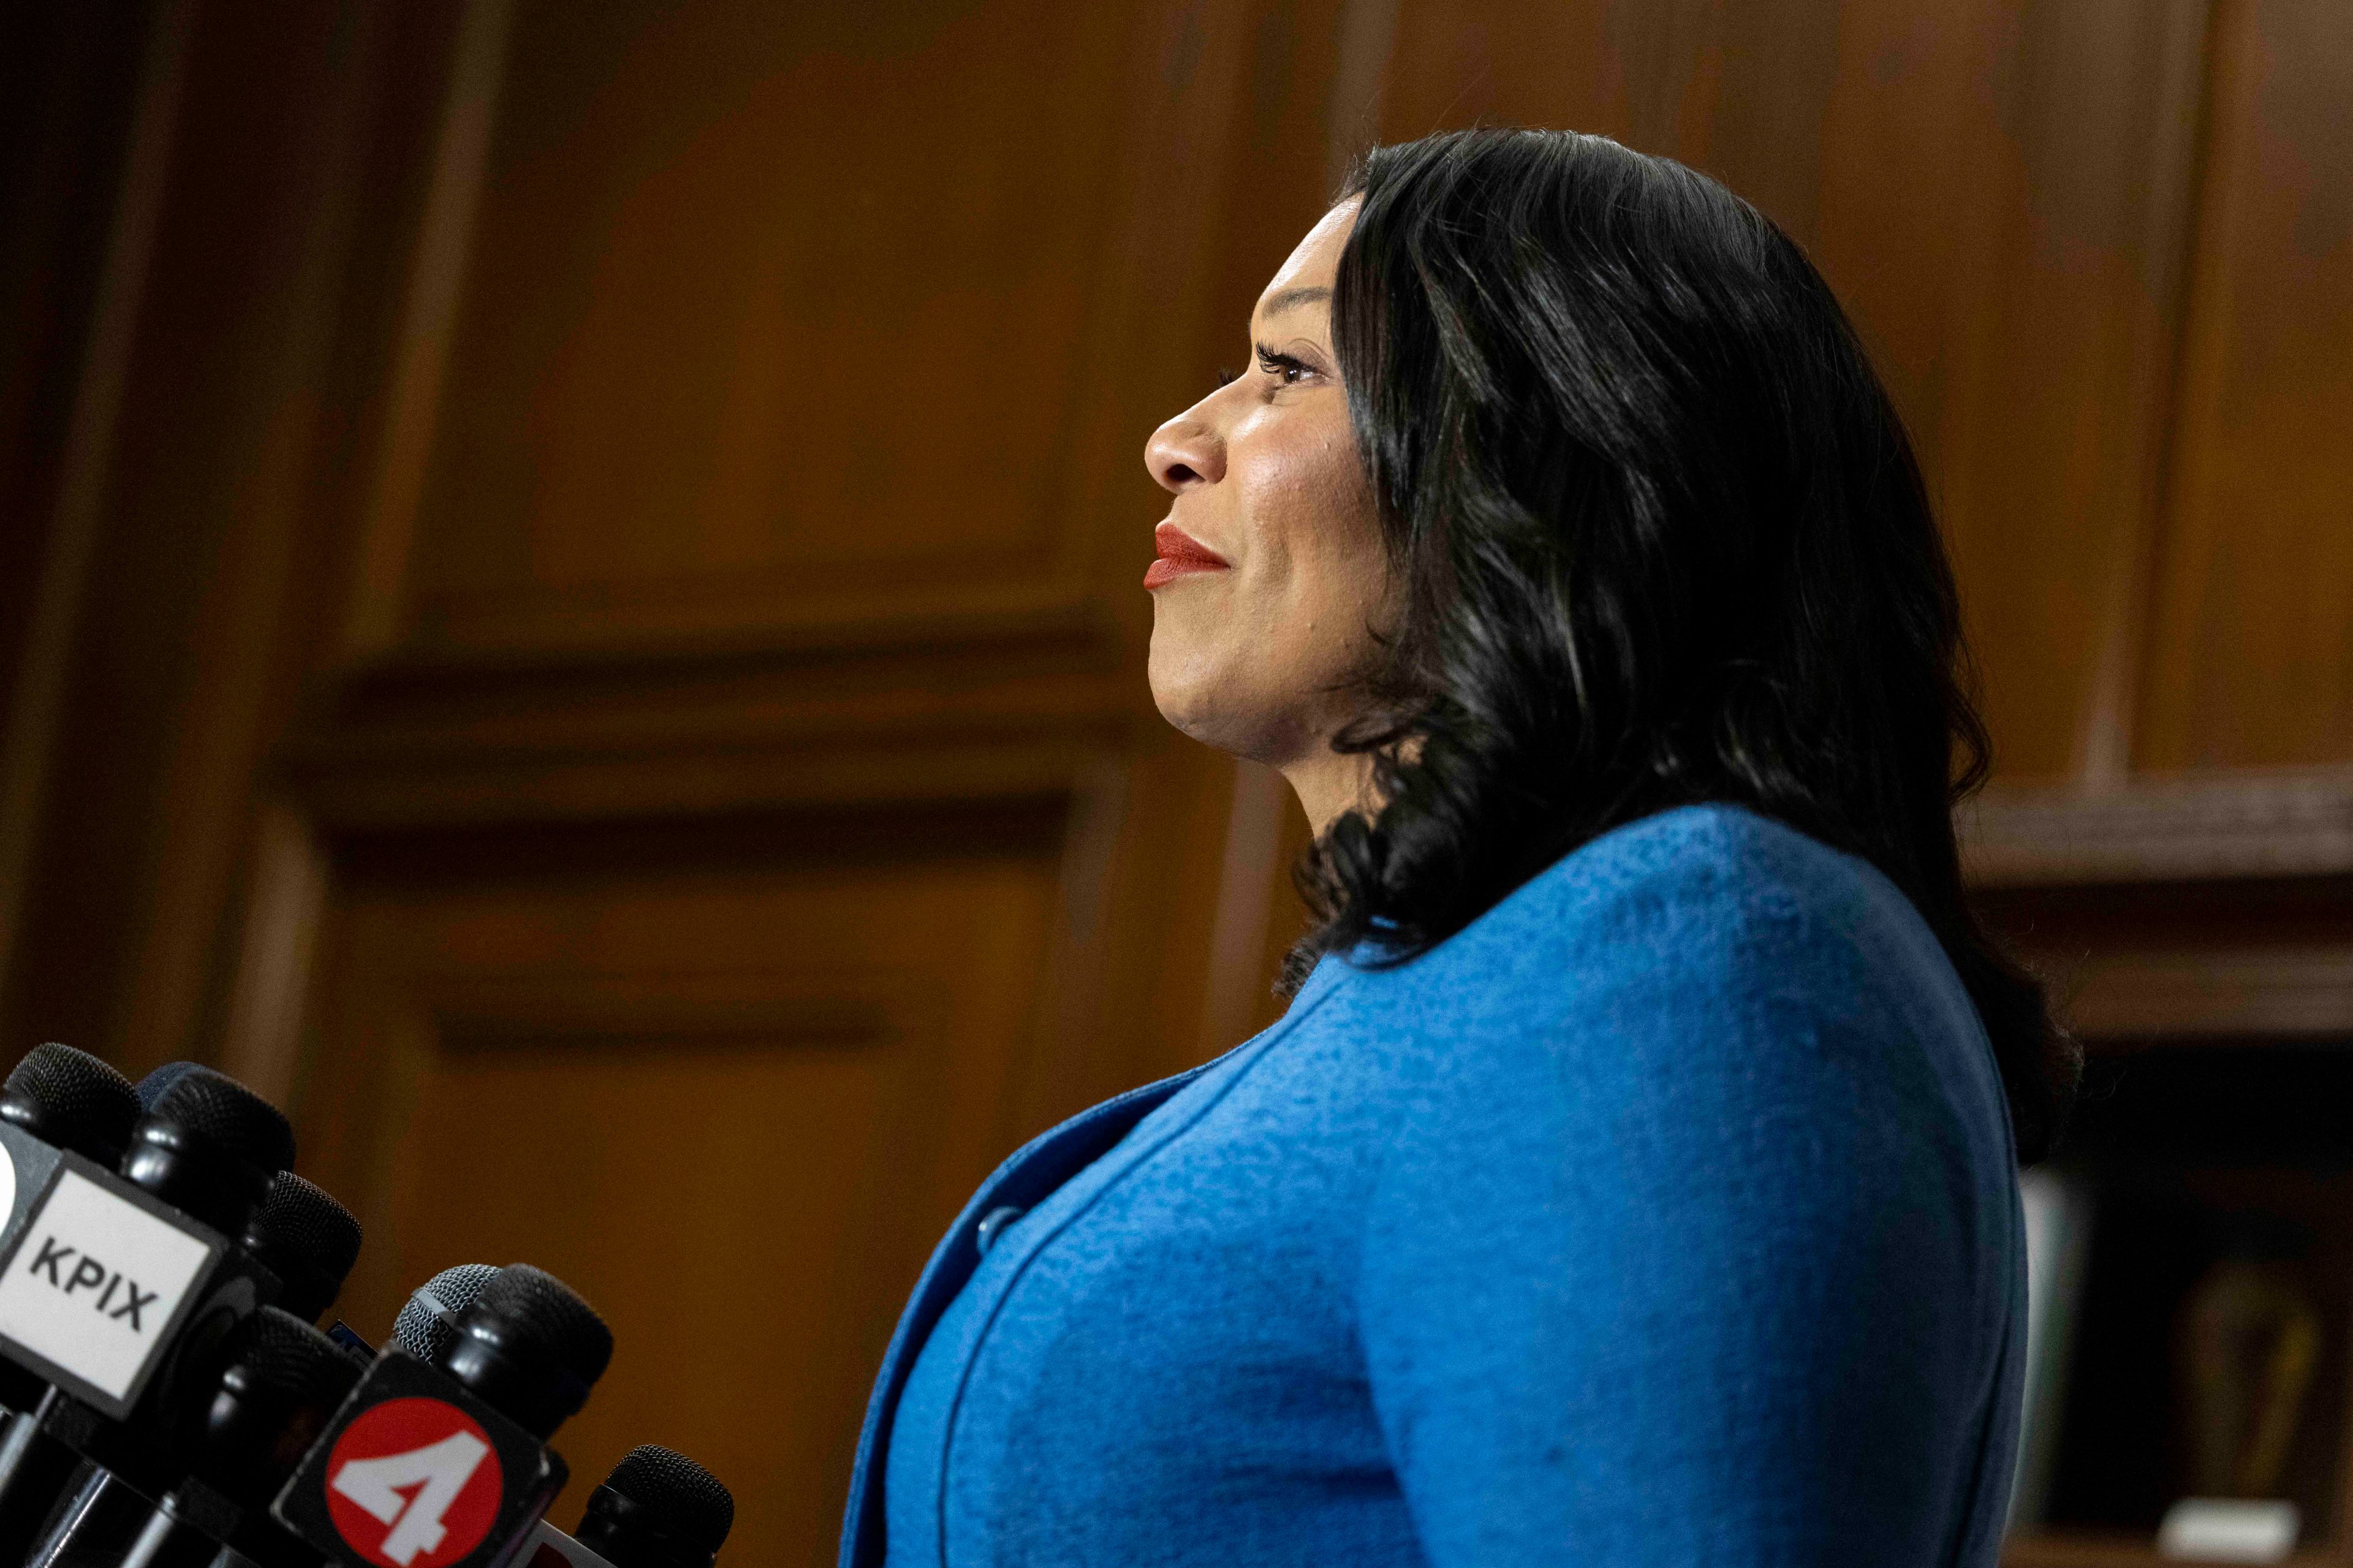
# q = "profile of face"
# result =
<box><xmin>1142</xmin><ymin>200</ymin><xmax>1391</xmax><ymax>832</ymax></box>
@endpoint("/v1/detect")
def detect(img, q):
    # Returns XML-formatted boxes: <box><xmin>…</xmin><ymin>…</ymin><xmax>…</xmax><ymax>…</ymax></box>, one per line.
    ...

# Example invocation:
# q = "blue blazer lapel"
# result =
<box><xmin>833</xmin><ymin>1062</ymin><xmax>1213</xmax><ymax>1568</ymax></box>
<box><xmin>833</xmin><ymin>955</ymin><xmax>1352</xmax><ymax>1568</ymax></box>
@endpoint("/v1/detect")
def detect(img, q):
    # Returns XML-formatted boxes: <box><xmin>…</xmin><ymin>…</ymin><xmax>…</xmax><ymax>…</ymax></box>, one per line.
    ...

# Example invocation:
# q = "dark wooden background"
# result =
<box><xmin>3</xmin><ymin>2</ymin><xmax>2349</xmax><ymax>1562</ymax></box>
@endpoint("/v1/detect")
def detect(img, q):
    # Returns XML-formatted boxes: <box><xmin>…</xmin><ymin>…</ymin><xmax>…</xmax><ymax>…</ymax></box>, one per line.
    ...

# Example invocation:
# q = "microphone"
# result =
<box><xmin>129</xmin><ymin>1066</ymin><xmax>221</xmax><ymax>1118</ymax></box>
<box><xmin>271</xmin><ymin>1265</ymin><xmax>612</xmax><ymax>1568</ymax></box>
<box><xmin>0</xmin><ymin>1068</ymin><xmax>294</xmax><ymax>1558</ymax></box>
<box><xmin>2</xmin><ymin>1047</ymin><xmax>142</xmax><ymax>1168</ymax></box>
<box><xmin>28</xmin><ymin>1179</ymin><xmax>364</xmax><ymax>1568</ymax></box>
<box><xmin>521</xmin><ymin>1447</ymin><xmax>733</xmax><ymax>1568</ymax></box>
<box><xmin>117</xmin><ymin>1069</ymin><xmax>294</xmax><ymax>1238</ymax></box>
<box><xmin>0</xmin><ymin>1047</ymin><xmax>143</xmax><ymax>1414</ymax></box>
<box><xmin>109</xmin><ymin>1306</ymin><xmax>363</xmax><ymax>1568</ymax></box>
<box><xmin>392</xmin><ymin>1267</ymin><xmax>502</xmax><ymax>1364</ymax></box>
<box><xmin>240</xmin><ymin>1178</ymin><xmax>361</xmax><ymax>1328</ymax></box>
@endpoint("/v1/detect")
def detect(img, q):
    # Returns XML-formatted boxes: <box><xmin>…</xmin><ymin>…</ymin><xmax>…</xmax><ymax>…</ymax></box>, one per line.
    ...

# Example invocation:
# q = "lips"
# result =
<box><xmin>1144</xmin><ymin>521</ymin><xmax>1230</xmax><ymax>590</ymax></box>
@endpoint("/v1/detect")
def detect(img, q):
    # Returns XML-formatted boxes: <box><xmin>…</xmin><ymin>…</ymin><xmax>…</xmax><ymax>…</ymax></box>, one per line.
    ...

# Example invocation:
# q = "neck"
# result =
<box><xmin>1280</xmin><ymin>748</ymin><xmax>1378</xmax><ymax>839</ymax></box>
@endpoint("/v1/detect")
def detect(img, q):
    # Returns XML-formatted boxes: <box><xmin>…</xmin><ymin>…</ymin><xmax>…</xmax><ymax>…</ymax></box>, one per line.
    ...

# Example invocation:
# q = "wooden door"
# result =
<box><xmin>297</xmin><ymin>809</ymin><xmax>1069</xmax><ymax>1562</ymax></box>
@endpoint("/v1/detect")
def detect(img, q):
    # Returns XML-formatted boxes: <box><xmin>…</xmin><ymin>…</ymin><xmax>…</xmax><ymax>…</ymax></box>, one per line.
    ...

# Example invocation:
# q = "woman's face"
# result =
<box><xmin>1142</xmin><ymin>201</ymin><xmax>1389</xmax><ymax>827</ymax></box>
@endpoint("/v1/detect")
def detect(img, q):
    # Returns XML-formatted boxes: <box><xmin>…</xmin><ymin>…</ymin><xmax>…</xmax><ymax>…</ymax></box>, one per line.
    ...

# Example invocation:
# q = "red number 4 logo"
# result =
<box><xmin>325</xmin><ymin>1398</ymin><xmax>506</xmax><ymax>1568</ymax></box>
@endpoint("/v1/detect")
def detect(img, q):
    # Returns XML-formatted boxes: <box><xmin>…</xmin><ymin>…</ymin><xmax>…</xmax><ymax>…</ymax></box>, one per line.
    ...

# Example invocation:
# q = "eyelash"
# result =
<box><xmin>1256</xmin><ymin>349</ymin><xmax>1314</xmax><ymax>385</ymax></box>
<box><xmin>1213</xmin><ymin>353</ymin><xmax>1319</xmax><ymax>396</ymax></box>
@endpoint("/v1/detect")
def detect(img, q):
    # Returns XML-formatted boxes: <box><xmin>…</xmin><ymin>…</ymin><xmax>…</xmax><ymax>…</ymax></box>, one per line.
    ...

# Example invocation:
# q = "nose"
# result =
<box><xmin>1146</xmin><ymin>406</ymin><xmax>1225</xmax><ymax>493</ymax></box>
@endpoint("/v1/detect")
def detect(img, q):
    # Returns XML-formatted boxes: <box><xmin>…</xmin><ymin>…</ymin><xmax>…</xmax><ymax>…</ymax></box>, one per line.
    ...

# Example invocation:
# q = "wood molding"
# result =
<box><xmin>2006</xmin><ymin>1530</ymin><xmax>2336</xmax><ymax>1568</ymax></box>
<box><xmin>365</xmin><ymin>578</ymin><xmax>1127</xmax><ymax>676</ymax></box>
<box><xmin>281</xmin><ymin>629</ymin><xmax>1148</xmax><ymax>832</ymax></box>
<box><xmin>2071</xmin><ymin>0</ymin><xmax>2222</xmax><ymax>786</ymax></box>
<box><xmin>216</xmin><ymin>802</ymin><xmax>331</xmax><ymax>1105</ymax></box>
<box><xmin>1961</xmin><ymin>767</ymin><xmax>2353</xmax><ymax>887</ymax></box>
<box><xmin>338</xmin><ymin>0</ymin><xmax>513</xmax><ymax>662</ymax></box>
<box><xmin>2058</xmin><ymin>945</ymin><xmax>2353</xmax><ymax>1042</ymax></box>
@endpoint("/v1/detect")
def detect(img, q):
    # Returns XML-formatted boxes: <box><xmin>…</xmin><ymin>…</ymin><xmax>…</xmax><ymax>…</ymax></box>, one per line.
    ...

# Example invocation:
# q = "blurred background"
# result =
<box><xmin>1</xmin><ymin>1</ymin><xmax>2348</xmax><ymax>1562</ymax></box>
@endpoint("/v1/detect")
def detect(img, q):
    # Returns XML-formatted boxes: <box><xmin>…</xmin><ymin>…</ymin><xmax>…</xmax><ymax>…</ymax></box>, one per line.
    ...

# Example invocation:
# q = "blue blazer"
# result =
<box><xmin>841</xmin><ymin>805</ymin><xmax>2025</xmax><ymax>1567</ymax></box>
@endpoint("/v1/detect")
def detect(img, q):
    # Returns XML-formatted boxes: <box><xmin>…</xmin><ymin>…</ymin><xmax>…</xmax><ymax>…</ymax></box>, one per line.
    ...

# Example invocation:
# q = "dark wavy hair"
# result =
<box><xmin>1287</xmin><ymin>127</ymin><xmax>2077</xmax><ymax>1162</ymax></box>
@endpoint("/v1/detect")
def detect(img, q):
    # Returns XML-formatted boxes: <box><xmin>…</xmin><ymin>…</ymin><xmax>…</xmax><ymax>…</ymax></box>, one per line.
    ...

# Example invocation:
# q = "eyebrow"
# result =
<box><xmin>1260</xmin><ymin>285</ymin><xmax>1331</xmax><ymax>316</ymax></box>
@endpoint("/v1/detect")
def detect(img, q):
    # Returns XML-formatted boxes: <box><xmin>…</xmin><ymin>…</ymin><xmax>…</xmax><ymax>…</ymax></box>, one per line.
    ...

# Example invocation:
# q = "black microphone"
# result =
<box><xmin>536</xmin><ymin>1447</ymin><xmax>733</xmax><ymax>1568</ymax></box>
<box><xmin>109</xmin><ymin>1306</ymin><xmax>362</xmax><ymax>1568</ymax></box>
<box><xmin>0</xmin><ymin>1047</ymin><xmax>143</xmax><ymax>1415</ymax></box>
<box><xmin>271</xmin><ymin>1265</ymin><xmax>612</xmax><ymax>1568</ymax></box>
<box><xmin>2</xmin><ymin>1047</ymin><xmax>142</xmax><ymax>1167</ymax></box>
<box><xmin>131</xmin><ymin>1066</ymin><xmax>224</xmax><ymax>1118</ymax></box>
<box><xmin>0</xmin><ymin>1068</ymin><xmax>294</xmax><ymax>1558</ymax></box>
<box><xmin>240</xmin><ymin>1178</ymin><xmax>360</xmax><ymax>1329</ymax></box>
<box><xmin>117</xmin><ymin>1070</ymin><xmax>294</xmax><ymax>1238</ymax></box>
<box><xmin>29</xmin><ymin>1179</ymin><xmax>364</xmax><ymax>1568</ymax></box>
<box><xmin>434</xmin><ymin>1267</ymin><xmax>610</xmax><ymax>1442</ymax></box>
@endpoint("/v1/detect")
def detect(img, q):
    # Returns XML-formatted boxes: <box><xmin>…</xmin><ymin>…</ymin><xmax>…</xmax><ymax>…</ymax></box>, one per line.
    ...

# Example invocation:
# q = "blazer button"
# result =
<box><xmin>974</xmin><ymin>1205</ymin><xmax>1026</xmax><ymax>1258</ymax></box>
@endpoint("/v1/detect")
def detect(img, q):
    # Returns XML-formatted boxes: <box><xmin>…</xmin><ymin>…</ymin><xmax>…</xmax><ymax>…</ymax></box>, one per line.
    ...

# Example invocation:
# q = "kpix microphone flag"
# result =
<box><xmin>0</xmin><ymin>1046</ymin><xmax>142</xmax><ymax>1414</ymax></box>
<box><xmin>0</xmin><ymin>1066</ymin><xmax>293</xmax><ymax>1561</ymax></box>
<box><xmin>0</xmin><ymin>1069</ymin><xmax>291</xmax><ymax>1418</ymax></box>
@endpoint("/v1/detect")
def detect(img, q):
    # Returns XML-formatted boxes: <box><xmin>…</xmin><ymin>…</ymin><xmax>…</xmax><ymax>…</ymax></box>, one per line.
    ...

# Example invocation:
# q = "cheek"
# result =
<box><xmin>1144</xmin><ymin>404</ymin><xmax>1387</xmax><ymax>760</ymax></box>
<box><xmin>1236</xmin><ymin>422</ymin><xmax>1384</xmax><ymax>638</ymax></box>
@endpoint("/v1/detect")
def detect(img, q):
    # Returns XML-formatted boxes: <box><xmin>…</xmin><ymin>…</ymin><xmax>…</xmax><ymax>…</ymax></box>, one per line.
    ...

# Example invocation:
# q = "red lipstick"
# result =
<box><xmin>1145</xmin><ymin>521</ymin><xmax>1230</xmax><ymax>590</ymax></box>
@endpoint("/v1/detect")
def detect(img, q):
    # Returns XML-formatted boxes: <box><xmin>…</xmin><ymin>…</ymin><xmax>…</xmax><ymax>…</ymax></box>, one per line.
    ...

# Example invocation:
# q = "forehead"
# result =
<box><xmin>1255</xmin><ymin>199</ymin><xmax>1360</xmax><ymax>320</ymax></box>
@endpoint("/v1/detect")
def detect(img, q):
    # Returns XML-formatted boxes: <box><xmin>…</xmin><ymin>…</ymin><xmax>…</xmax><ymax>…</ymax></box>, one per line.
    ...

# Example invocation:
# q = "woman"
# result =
<box><xmin>840</xmin><ymin>127</ymin><xmax>2077</xmax><ymax>1567</ymax></box>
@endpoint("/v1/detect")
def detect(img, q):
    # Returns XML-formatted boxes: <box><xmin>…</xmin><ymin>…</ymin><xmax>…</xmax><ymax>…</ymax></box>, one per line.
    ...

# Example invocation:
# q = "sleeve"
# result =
<box><xmin>1354</xmin><ymin>879</ymin><xmax>2012</xmax><ymax>1567</ymax></box>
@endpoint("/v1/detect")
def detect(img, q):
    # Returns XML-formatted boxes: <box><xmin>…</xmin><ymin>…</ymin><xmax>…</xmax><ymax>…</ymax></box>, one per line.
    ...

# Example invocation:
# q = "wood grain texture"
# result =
<box><xmin>387</xmin><ymin>0</ymin><xmax>1145</xmax><ymax>662</ymax></box>
<box><xmin>0</xmin><ymin>0</ymin><xmax>400</xmax><ymax>1075</ymax></box>
<box><xmin>0</xmin><ymin>0</ymin><xmax>195</xmax><ymax>1057</ymax></box>
<box><xmin>2136</xmin><ymin>0</ymin><xmax>2353</xmax><ymax>771</ymax></box>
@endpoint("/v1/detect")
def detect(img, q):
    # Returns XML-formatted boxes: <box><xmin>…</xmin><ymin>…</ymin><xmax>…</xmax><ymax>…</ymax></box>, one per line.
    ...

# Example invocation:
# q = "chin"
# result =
<box><xmin>1147</xmin><ymin>638</ymin><xmax>1246</xmax><ymax>754</ymax></box>
<box><xmin>1144</xmin><ymin>667</ymin><xmax>1218</xmax><ymax>747</ymax></box>
<box><xmin>1149</xmin><ymin>678</ymin><xmax>1302</xmax><ymax>781</ymax></box>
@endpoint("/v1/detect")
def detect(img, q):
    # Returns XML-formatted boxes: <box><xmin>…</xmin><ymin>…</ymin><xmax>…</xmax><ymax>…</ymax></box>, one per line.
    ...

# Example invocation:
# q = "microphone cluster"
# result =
<box><xmin>0</xmin><ymin>1043</ymin><xmax>731</xmax><ymax>1568</ymax></box>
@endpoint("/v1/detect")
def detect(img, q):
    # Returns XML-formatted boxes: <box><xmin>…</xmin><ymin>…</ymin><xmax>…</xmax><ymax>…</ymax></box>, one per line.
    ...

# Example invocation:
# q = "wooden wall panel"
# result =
<box><xmin>1373</xmin><ymin>0</ymin><xmax>2208</xmax><ymax>784</ymax></box>
<box><xmin>2136</xmin><ymin>0</ymin><xmax>2353</xmax><ymax>771</ymax></box>
<box><xmin>1809</xmin><ymin>1</ymin><xmax>2210</xmax><ymax>787</ymax></box>
<box><xmin>297</xmin><ymin>807</ymin><xmax>1069</xmax><ymax>1566</ymax></box>
<box><xmin>389</xmin><ymin>0</ymin><xmax>1146</xmax><ymax>661</ymax></box>
<box><xmin>0</xmin><ymin>0</ymin><xmax>390</xmax><ymax>1072</ymax></box>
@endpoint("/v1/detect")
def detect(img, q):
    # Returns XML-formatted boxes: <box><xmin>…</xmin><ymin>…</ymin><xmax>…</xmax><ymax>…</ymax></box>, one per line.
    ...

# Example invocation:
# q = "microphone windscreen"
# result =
<box><xmin>603</xmin><ymin>1446</ymin><xmax>734</xmax><ymax>1556</ymax></box>
<box><xmin>229</xmin><ymin>1305</ymin><xmax>364</xmax><ymax>1412</ymax></box>
<box><xmin>2</xmin><ymin>1043</ymin><xmax>139</xmax><ymax>1159</ymax></box>
<box><xmin>134</xmin><ymin>1060</ymin><xmax>206</xmax><ymax>1112</ymax></box>
<box><xmin>471</xmin><ymin>1264</ymin><xmax>613</xmax><ymax>1385</ymax></box>
<box><xmin>241</xmin><ymin>1172</ymin><xmax>362</xmax><ymax>1322</ymax></box>
<box><xmin>393</xmin><ymin>1263</ymin><xmax>501</xmax><ymax>1362</ymax></box>
<box><xmin>145</xmin><ymin>1066</ymin><xmax>295</xmax><ymax>1175</ymax></box>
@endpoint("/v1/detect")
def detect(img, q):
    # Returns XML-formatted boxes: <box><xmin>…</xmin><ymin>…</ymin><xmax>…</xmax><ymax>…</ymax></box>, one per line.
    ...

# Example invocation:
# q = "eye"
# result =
<box><xmin>1256</xmin><ymin>349</ymin><xmax>1317</xmax><ymax>386</ymax></box>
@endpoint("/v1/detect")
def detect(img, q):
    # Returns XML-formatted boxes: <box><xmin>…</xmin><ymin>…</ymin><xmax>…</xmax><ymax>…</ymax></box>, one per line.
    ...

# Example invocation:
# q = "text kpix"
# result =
<box><xmin>18</xmin><ymin>1235</ymin><xmax>161</xmax><ymax>1332</ymax></box>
